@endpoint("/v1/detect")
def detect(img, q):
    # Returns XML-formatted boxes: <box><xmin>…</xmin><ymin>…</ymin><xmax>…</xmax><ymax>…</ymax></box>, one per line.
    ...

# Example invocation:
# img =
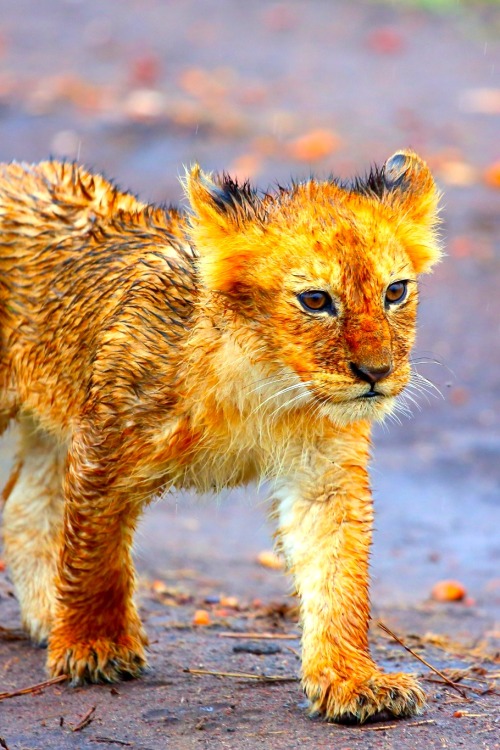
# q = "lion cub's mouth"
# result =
<box><xmin>358</xmin><ymin>389</ymin><xmax>382</xmax><ymax>400</ymax></box>
<box><xmin>311</xmin><ymin>384</ymin><xmax>390</xmax><ymax>405</ymax></box>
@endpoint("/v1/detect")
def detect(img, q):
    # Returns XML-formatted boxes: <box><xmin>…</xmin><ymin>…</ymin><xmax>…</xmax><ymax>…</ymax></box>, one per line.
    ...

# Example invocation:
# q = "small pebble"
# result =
<box><xmin>204</xmin><ymin>595</ymin><xmax>220</xmax><ymax>605</ymax></box>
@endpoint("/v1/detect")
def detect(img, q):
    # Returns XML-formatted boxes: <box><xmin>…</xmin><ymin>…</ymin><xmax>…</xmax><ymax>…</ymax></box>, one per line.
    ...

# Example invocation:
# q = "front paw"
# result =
<box><xmin>303</xmin><ymin>669</ymin><xmax>426</xmax><ymax>724</ymax></box>
<box><xmin>47</xmin><ymin>627</ymin><xmax>148</xmax><ymax>685</ymax></box>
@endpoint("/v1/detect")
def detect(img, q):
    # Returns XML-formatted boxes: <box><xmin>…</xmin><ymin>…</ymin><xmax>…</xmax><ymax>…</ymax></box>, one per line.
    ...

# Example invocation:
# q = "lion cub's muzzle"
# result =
<box><xmin>349</xmin><ymin>360</ymin><xmax>393</xmax><ymax>387</ymax></box>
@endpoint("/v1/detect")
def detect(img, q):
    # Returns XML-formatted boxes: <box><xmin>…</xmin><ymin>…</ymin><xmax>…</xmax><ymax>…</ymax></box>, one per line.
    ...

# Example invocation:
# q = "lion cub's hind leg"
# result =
<box><xmin>2</xmin><ymin>416</ymin><xmax>65</xmax><ymax>644</ymax></box>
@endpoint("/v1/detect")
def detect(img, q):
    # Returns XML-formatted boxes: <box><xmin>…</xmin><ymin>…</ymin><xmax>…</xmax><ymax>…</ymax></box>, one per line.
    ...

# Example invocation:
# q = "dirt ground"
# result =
<box><xmin>0</xmin><ymin>1</ymin><xmax>499</xmax><ymax>748</ymax></box>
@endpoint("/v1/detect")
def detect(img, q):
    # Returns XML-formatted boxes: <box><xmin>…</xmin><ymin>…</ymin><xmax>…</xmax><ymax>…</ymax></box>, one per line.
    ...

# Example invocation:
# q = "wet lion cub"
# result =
<box><xmin>0</xmin><ymin>151</ymin><xmax>440</xmax><ymax>722</ymax></box>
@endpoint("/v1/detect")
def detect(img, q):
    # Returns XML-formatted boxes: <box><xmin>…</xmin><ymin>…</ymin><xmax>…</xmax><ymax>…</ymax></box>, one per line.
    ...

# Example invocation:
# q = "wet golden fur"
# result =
<box><xmin>0</xmin><ymin>152</ymin><xmax>441</xmax><ymax>722</ymax></box>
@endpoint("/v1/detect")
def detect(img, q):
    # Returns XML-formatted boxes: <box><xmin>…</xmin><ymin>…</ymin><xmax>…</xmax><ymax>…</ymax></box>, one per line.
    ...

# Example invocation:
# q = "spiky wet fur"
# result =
<box><xmin>0</xmin><ymin>153</ymin><xmax>440</xmax><ymax>721</ymax></box>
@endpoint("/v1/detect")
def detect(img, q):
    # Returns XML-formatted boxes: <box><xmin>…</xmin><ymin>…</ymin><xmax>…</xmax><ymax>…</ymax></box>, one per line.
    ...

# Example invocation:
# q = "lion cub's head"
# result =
<box><xmin>185</xmin><ymin>151</ymin><xmax>441</xmax><ymax>426</ymax></box>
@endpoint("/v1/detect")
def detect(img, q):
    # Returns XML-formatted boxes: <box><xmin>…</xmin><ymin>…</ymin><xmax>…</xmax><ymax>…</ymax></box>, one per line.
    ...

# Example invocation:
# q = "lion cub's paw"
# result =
<box><xmin>303</xmin><ymin>670</ymin><xmax>426</xmax><ymax>724</ymax></box>
<box><xmin>47</xmin><ymin>634</ymin><xmax>148</xmax><ymax>685</ymax></box>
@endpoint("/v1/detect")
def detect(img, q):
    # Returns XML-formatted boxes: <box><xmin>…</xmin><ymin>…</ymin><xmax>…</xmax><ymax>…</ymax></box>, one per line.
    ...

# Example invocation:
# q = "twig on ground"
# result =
<box><xmin>90</xmin><ymin>738</ymin><xmax>132</xmax><ymax>746</ymax></box>
<box><xmin>378</xmin><ymin>622</ymin><xmax>470</xmax><ymax>700</ymax></box>
<box><xmin>424</xmin><ymin>677</ymin><xmax>498</xmax><ymax>696</ymax></box>
<box><xmin>362</xmin><ymin>719</ymin><xmax>436</xmax><ymax>731</ymax></box>
<box><xmin>184</xmin><ymin>667</ymin><xmax>298</xmax><ymax>682</ymax></box>
<box><xmin>0</xmin><ymin>737</ymin><xmax>11</xmax><ymax>750</ymax></box>
<box><xmin>0</xmin><ymin>674</ymin><xmax>66</xmax><ymax>702</ymax></box>
<box><xmin>70</xmin><ymin>705</ymin><xmax>96</xmax><ymax>732</ymax></box>
<box><xmin>435</xmin><ymin>666</ymin><xmax>498</xmax><ymax>688</ymax></box>
<box><xmin>217</xmin><ymin>632</ymin><xmax>299</xmax><ymax>640</ymax></box>
<box><xmin>456</xmin><ymin>712</ymin><xmax>490</xmax><ymax>717</ymax></box>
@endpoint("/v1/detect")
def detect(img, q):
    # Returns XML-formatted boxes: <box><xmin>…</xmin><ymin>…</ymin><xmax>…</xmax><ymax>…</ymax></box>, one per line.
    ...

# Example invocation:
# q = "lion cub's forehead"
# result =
<box><xmin>264</xmin><ymin>184</ymin><xmax>406</xmax><ymax>287</ymax></box>
<box><xmin>269</xmin><ymin>179</ymin><xmax>390</xmax><ymax>230</ymax></box>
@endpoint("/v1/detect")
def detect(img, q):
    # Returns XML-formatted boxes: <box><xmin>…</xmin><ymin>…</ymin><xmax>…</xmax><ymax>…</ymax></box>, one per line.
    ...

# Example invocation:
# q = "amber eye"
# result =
<box><xmin>385</xmin><ymin>280</ymin><xmax>408</xmax><ymax>306</ymax></box>
<box><xmin>298</xmin><ymin>290</ymin><xmax>335</xmax><ymax>314</ymax></box>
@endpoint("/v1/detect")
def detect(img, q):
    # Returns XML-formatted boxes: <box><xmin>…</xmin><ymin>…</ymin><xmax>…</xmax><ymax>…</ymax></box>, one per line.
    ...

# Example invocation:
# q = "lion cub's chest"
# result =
<box><xmin>181</xmin><ymin>444</ymin><xmax>262</xmax><ymax>492</ymax></box>
<box><xmin>156</xmin><ymin>413</ymin><xmax>283</xmax><ymax>493</ymax></box>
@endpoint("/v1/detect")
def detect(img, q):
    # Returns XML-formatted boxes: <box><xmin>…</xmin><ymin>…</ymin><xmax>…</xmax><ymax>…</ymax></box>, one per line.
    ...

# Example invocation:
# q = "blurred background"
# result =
<box><xmin>0</xmin><ymin>0</ymin><xmax>499</xmax><ymax>620</ymax></box>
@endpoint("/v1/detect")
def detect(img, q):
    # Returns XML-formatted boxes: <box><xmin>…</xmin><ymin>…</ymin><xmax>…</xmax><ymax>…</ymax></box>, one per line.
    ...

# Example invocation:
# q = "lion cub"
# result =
<box><xmin>0</xmin><ymin>152</ymin><xmax>440</xmax><ymax>722</ymax></box>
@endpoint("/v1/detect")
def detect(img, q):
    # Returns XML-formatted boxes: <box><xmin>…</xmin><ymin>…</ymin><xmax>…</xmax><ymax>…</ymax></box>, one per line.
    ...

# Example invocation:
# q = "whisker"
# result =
<box><xmin>411</xmin><ymin>371</ymin><xmax>444</xmax><ymax>399</ymax></box>
<box><xmin>251</xmin><ymin>381</ymin><xmax>313</xmax><ymax>416</ymax></box>
<box><xmin>410</xmin><ymin>353</ymin><xmax>455</xmax><ymax>380</ymax></box>
<box><xmin>390</xmin><ymin>396</ymin><xmax>413</xmax><ymax>423</ymax></box>
<box><xmin>410</xmin><ymin>355</ymin><xmax>444</xmax><ymax>366</ymax></box>
<box><xmin>306</xmin><ymin>397</ymin><xmax>324</xmax><ymax>424</ymax></box>
<box><xmin>377</xmin><ymin>415</ymin><xmax>390</xmax><ymax>433</ymax></box>
<box><xmin>268</xmin><ymin>390</ymin><xmax>310</xmax><ymax>421</ymax></box>
<box><xmin>385</xmin><ymin>410</ymin><xmax>403</xmax><ymax>426</ymax></box>
<box><xmin>403</xmin><ymin>391</ymin><xmax>422</xmax><ymax>412</ymax></box>
<box><xmin>405</xmin><ymin>383</ymin><xmax>432</xmax><ymax>407</ymax></box>
<box><xmin>402</xmin><ymin>385</ymin><xmax>425</xmax><ymax>409</ymax></box>
<box><xmin>245</xmin><ymin>373</ymin><xmax>298</xmax><ymax>396</ymax></box>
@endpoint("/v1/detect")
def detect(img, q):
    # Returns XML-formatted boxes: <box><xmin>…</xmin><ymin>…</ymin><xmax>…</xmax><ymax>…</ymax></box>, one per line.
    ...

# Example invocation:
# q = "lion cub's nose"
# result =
<box><xmin>349</xmin><ymin>361</ymin><xmax>393</xmax><ymax>386</ymax></box>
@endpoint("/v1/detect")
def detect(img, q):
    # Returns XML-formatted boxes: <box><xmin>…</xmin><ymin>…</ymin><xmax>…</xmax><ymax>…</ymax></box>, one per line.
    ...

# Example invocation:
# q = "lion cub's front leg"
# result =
<box><xmin>47</xmin><ymin>419</ymin><xmax>148</xmax><ymax>684</ymax></box>
<box><xmin>275</xmin><ymin>429</ymin><xmax>425</xmax><ymax>723</ymax></box>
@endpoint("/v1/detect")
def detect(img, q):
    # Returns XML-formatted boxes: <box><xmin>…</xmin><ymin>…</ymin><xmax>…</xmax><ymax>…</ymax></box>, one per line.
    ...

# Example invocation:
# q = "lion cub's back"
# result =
<box><xmin>0</xmin><ymin>161</ymin><xmax>194</xmax><ymax>433</ymax></box>
<box><xmin>1</xmin><ymin>158</ymin><xmax>140</xmax><ymax>207</ymax></box>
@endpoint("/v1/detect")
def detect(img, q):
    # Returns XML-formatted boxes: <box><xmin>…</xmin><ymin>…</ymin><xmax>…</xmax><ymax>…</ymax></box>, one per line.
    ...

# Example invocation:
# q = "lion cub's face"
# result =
<box><xmin>186</xmin><ymin>152</ymin><xmax>441</xmax><ymax>426</ymax></box>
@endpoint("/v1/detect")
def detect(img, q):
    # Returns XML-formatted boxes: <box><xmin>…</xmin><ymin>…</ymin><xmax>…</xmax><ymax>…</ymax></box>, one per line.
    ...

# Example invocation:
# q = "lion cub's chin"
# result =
<box><xmin>318</xmin><ymin>395</ymin><xmax>397</xmax><ymax>426</ymax></box>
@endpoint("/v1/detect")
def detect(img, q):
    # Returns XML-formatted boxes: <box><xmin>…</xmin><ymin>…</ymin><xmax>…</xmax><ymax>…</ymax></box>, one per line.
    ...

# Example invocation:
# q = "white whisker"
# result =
<box><xmin>411</xmin><ymin>371</ymin><xmax>444</xmax><ymax>399</ymax></box>
<box><xmin>246</xmin><ymin>373</ymin><xmax>298</xmax><ymax>396</ymax></box>
<box><xmin>268</xmin><ymin>390</ymin><xmax>310</xmax><ymax>421</ymax></box>
<box><xmin>400</xmin><ymin>390</ymin><xmax>422</xmax><ymax>412</ymax></box>
<box><xmin>251</xmin><ymin>380</ymin><xmax>313</xmax><ymax>416</ymax></box>
<box><xmin>386</xmin><ymin>409</ymin><xmax>403</xmax><ymax>426</ymax></box>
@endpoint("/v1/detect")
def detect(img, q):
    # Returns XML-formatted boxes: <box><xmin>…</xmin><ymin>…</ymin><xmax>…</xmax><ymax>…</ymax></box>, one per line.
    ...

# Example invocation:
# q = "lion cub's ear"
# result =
<box><xmin>383</xmin><ymin>150</ymin><xmax>442</xmax><ymax>273</ymax></box>
<box><xmin>183</xmin><ymin>166</ymin><xmax>264</xmax><ymax>293</ymax></box>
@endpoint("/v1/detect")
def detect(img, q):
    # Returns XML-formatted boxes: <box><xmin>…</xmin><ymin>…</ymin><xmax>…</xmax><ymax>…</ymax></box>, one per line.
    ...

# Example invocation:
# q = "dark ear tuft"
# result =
<box><xmin>211</xmin><ymin>173</ymin><xmax>259</xmax><ymax>217</ymax></box>
<box><xmin>184</xmin><ymin>165</ymin><xmax>260</xmax><ymax>229</ymax></box>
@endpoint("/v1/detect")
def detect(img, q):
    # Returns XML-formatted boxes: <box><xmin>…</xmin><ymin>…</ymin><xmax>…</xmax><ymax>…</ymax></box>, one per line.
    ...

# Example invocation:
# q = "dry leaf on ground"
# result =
<box><xmin>431</xmin><ymin>580</ymin><xmax>467</xmax><ymax>602</ymax></box>
<box><xmin>192</xmin><ymin>609</ymin><xmax>211</xmax><ymax>626</ymax></box>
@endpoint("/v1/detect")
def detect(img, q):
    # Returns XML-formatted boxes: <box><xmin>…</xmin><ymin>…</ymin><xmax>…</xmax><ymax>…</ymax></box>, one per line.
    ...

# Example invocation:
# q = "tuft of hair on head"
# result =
<box><xmin>183</xmin><ymin>165</ymin><xmax>262</xmax><ymax>227</ymax></box>
<box><xmin>182</xmin><ymin>165</ymin><xmax>265</xmax><ymax>294</ymax></box>
<box><xmin>379</xmin><ymin>150</ymin><xmax>442</xmax><ymax>274</ymax></box>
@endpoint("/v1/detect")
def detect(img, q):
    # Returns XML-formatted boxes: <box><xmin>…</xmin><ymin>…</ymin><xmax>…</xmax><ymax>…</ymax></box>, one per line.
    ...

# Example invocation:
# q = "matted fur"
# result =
<box><xmin>0</xmin><ymin>152</ymin><xmax>441</xmax><ymax>722</ymax></box>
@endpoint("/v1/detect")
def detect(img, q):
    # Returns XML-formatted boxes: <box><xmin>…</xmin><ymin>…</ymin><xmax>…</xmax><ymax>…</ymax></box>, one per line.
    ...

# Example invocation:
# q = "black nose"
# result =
<box><xmin>349</xmin><ymin>361</ymin><xmax>393</xmax><ymax>386</ymax></box>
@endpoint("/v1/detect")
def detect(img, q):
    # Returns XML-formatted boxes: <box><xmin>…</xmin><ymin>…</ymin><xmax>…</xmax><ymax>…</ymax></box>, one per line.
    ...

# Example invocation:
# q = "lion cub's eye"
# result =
<box><xmin>298</xmin><ymin>290</ymin><xmax>335</xmax><ymax>314</ymax></box>
<box><xmin>385</xmin><ymin>280</ymin><xmax>408</xmax><ymax>306</ymax></box>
